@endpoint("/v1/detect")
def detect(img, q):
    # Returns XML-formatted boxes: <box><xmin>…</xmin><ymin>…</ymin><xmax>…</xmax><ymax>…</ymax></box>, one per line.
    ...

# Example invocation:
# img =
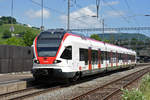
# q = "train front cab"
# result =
<box><xmin>32</xmin><ymin>31</ymin><xmax>78</xmax><ymax>80</ymax></box>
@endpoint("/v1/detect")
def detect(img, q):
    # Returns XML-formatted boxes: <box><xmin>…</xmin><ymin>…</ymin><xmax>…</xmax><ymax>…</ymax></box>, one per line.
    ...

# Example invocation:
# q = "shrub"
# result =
<box><xmin>2</xmin><ymin>30</ymin><xmax>11</xmax><ymax>38</ymax></box>
<box><xmin>23</xmin><ymin>29</ymin><xmax>38</xmax><ymax>46</ymax></box>
<box><xmin>6</xmin><ymin>37</ymin><xmax>24</xmax><ymax>46</ymax></box>
<box><xmin>122</xmin><ymin>88</ymin><xmax>146</xmax><ymax>100</ymax></box>
<box><xmin>90</xmin><ymin>34</ymin><xmax>102</xmax><ymax>41</ymax></box>
<box><xmin>140</xmin><ymin>74</ymin><xmax>150</xmax><ymax>92</ymax></box>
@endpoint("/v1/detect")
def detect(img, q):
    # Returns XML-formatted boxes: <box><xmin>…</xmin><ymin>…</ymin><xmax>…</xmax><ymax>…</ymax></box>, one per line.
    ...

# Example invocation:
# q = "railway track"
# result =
<box><xmin>70</xmin><ymin>66</ymin><xmax>150</xmax><ymax>100</ymax></box>
<box><xmin>0</xmin><ymin>84</ymin><xmax>61</xmax><ymax>100</ymax></box>
<box><xmin>0</xmin><ymin>63</ymin><xmax>149</xmax><ymax>100</ymax></box>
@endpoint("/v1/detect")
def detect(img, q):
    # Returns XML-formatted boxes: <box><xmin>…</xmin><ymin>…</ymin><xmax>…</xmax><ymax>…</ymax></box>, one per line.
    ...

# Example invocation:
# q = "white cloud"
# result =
<box><xmin>102</xmin><ymin>1</ymin><xmax>119</xmax><ymax>6</ymax></box>
<box><xmin>26</xmin><ymin>8</ymin><xmax>50</xmax><ymax>19</ymax></box>
<box><xmin>105</xmin><ymin>11</ymin><xmax>125</xmax><ymax>17</ymax></box>
<box><xmin>60</xmin><ymin>5</ymin><xmax>103</xmax><ymax>29</ymax></box>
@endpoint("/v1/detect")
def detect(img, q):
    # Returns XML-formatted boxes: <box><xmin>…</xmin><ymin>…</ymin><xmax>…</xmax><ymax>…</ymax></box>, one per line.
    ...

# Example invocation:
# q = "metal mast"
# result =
<box><xmin>96</xmin><ymin>0</ymin><xmax>100</xmax><ymax>19</ymax></box>
<box><xmin>67</xmin><ymin>0</ymin><xmax>70</xmax><ymax>31</ymax></box>
<box><xmin>10</xmin><ymin>0</ymin><xmax>14</xmax><ymax>33</ymax></box>
<box><xmin>41</xmin><ymin>0</ymin><xmax>44</xmax><ymax>31</ymax></box>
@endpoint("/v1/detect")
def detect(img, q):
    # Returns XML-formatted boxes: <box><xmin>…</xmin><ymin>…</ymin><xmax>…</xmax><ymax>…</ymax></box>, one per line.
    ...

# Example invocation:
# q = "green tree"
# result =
<box><xmin>23</xmin><ymin>29</ymin><xmax>38</xmax><ymax>46</ymax></box>
<box><xmin>2</xmin><ymin>30</ymin><xmax>12</xmax><ymax>39</ymax></box>
<box><xmin>131</xmin><ymin>38</ymin><xmax>137</xmax><ymax>45</ymax></box>
<box><xmin>6</xmin><ymin>37</ymin><xmax>24</xmax><ymax>46</ymax></box>
<box><xmin>90</xmin><ymin>34</ymin><xmax>102</xmax><ymax>41</ymax></box>
<box><xmin>103</xmin><ymin>39</ymin><xmax>110</xmax><ymax>43</ymax></box>
<box><xmin>0</xmin><ymin>16</ymin><xmax>17</xmax><ymax>25</ymax></box>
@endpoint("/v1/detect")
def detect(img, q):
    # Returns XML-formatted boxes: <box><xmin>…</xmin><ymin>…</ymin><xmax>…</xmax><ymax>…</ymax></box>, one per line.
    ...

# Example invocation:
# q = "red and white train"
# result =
<box><xmin>32</xmin><ymin>29</ymin><xmax>136</xmax><ymax>81</ymax></box>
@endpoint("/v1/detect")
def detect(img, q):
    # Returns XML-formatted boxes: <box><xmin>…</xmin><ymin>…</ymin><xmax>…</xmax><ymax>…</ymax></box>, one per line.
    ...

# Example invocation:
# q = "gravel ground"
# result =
<box><xmin>29</xmin><ymin>65</ymin><xmax>150</xmax><ymax>100</ymax></box>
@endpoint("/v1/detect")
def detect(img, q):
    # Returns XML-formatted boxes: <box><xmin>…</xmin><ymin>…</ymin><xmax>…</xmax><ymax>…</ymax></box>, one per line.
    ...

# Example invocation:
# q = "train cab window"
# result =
<box><xmin>60</xmin><ymin>46</ymin><xmax>72</xmax><ymax>60</ymax></box>
<box><xmin>79</xmin><ymin>49</ymin><xmax>88</xmax><ymax>65</ymax></box>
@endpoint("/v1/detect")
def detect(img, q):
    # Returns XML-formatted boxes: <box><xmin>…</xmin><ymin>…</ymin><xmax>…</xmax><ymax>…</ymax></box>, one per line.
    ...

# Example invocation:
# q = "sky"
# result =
<box><xmin>0</xmin><ymin>0</ymin><xmax>150</xmax><ymax>36</ymax></box>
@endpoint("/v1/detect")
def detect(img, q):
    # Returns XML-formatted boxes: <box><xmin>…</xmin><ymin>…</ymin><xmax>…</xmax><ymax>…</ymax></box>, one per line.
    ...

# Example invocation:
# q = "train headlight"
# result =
<box><xmin>34</xmin><ymin>60</ymin><xmax>40</xmax><ymax>64</ymax></box>
<box><xmin>53</xmin><ymin>60</ymin><xmax>61</xmax><ymax>64</ymax></box>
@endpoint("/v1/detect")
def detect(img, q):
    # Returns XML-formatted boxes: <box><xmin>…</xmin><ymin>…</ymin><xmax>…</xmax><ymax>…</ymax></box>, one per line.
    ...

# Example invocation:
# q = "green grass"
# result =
<box><xmin>140</xmin><ymin>73</ymin><xmax>150</xmax><ymax>100</ymax></box>
<box><xmin>0</xmin><ymin>24</ymin><xmax>40</xmax><ymax>45</ymax></box>
<box><xmin>0</xmin><ymin>24</ymin><xmax>40</xmax><ymax>34</ymax></box>
<box><xmin>122</xmin><ymin>73</ymin><xmax>150</xmax><ymax>100</ymax></box>
<box><xmin>143</xmin><ymin>89</ymin><xmax>150</xmax><ymax>100</ymax></box>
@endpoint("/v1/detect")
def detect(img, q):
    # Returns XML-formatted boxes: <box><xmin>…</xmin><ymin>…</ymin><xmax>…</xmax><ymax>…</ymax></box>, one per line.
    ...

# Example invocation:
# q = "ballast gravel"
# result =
<box><xmin>31</xmin><ymin>65</ymin><xmax>150</xmax><ymax>100</ymax></box>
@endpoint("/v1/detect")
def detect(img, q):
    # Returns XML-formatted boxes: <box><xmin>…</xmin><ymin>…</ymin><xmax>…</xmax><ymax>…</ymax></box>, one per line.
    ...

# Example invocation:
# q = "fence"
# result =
<box><xmin>0</xmin><ymin>45</ymin><xmax>33</xmax><ymax>73</ymax></box>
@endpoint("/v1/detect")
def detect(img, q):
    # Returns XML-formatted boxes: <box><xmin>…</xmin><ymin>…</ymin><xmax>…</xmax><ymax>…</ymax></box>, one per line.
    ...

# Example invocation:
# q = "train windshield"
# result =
<box><xmin>37</xmin><ymin>31</ymin><xmax>64</xmax><ymax>57</ymax></box>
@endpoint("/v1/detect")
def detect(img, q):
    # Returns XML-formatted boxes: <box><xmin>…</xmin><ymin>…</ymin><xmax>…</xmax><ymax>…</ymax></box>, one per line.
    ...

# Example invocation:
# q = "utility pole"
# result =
<box><xmin>40</xmin><ymin>0</ymin><xmax>44</xmax><ymax>31</ymax></box>
<box><xmin>10</xmin><ymin>0</ymin><xmax>14</xmax><ymax>33</ymax></box>
<box><xmin>102</xmin><ymin>19</ymin><xmax>104</xmax><ymax>40</ymax></box>
<box><xmin>96</xmin><ymin>0</ymin><xmax>100</xmax><ymax>19</ymax></box>
<box><xmin>11</xmin><ymin>0</ymin><xmax>13</xmax><ymax>24</ymax></box>
<box><xmin>67</xmin><ymin>0</ymin><xmax>70</xmax><ymax>31</ymax></box>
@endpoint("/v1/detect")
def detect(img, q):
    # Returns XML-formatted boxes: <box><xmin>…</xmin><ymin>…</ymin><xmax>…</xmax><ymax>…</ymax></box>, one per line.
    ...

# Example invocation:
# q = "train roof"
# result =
<box><xmin>42</xmin><ymin>29</ymin><xmax>136</xmax><ymax>55</ymax></box>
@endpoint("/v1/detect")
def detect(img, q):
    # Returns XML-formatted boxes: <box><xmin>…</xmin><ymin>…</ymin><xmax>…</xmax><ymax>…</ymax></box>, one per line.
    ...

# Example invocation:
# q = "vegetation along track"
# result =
<box><xmin>70</xmin><ymin>66</ymin><xmax>150</xmax><ymax>100</ymax></box>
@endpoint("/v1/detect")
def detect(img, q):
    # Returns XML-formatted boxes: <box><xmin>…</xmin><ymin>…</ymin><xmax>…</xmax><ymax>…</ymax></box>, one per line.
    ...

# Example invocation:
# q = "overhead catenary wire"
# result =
<box><xmin>29</xmin><ymin>0</ymin><xmax>95</xmax><ymax>29</ymax></box>
<box><xmin>102</xmin><ymin>0</ymin><xmax>131</xmax><ymax>25</ymax></box>
<box><xmin>124</xmin><ymin>0</ymin><xmax>140</xmax><ymax>27</ymax></box>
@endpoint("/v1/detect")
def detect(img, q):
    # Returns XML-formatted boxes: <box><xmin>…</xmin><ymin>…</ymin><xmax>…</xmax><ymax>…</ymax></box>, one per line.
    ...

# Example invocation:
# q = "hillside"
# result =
<box><xmin>0</xmin><ymin>24</ymin><xmax>40</xmax><ymax>46</ymax></box>
<box><xmin>98</xmin><ymin>33</ymin><xmax>150</xmax><ymax>41</ymax></box>
<box><xmin>0</xmin><ymin>24</ymin><xmax>40</xmax><ymax>35</ymax></box>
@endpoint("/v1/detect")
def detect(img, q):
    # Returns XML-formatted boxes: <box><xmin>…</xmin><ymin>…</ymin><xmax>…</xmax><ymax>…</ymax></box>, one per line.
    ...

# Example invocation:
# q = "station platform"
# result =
<box><xmin>0</xmin><ymin>72</ymin><xmax>33</xmax><ymax>84</ymax></box>
<box><xmin>0</xmin><ymin>72</ymin><xmax>33</xmax><ymax>95</ymax></box>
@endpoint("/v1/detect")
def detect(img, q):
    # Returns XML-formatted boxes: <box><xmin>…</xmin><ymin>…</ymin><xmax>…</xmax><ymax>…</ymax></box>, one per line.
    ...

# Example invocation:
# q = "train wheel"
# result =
<box><xmin>69</xmin><ymin>72</ymin><xmax>81</xmax><ymax>82</ymax></box>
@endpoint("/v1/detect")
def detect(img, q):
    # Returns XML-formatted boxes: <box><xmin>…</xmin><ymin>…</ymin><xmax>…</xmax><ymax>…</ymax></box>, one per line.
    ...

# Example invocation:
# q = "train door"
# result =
<box><xmin>116</xmin><ymin>51</ymin><xmax>118</xmax><ymax>67</ymax></box>
<box><xmin>79</xmin><ymin>48</ymin><xmax>88</xmax><ymax>70</ymax></box>
<box><xmin>72</xmin><ymin>45</ymin><xmax>79</xmax><ymax>70</ymax></box>
<box><xmin>98</xmin><ymin>49</ymin><xmax>101</xmax><ymax>69</ymax></box>
<box><xmin>110</xmin><ymin>51</ymin><xmax>113</xmax><ymax>67</ymax></box>
<box><xmin>101</xmin><ymin>51</ymin><xmax>104</xmax><ymax>68</ymax></box>
<box><xmin>88</xmin><ymin>47</ymin><xmax>92</xmax><ymax>70</ymax></box>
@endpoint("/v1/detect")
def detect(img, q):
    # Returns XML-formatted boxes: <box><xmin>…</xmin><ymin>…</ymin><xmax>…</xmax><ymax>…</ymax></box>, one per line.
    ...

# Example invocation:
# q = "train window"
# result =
<box><xmin>105</xmin><ymin>51</ymin><xmax>108</xmax><ymax>60</ymax></box>
<box><xmin>79</xmin><ymin>49</ymin><xmax>88</xmax><ymax>65</ymax></box>
<box><xmin>113</xmin><ymin>52</ymin><xmax>116</xmax><ymax>63</ymax></box>
<box><xmin>108</xmin><ymin>52</ymin><xmax>111</xmax><ymax>63</ymax></box>
<box><xmin>119</xmin><ymin>53</ymin><xmax>121</xmax><ymax>60</ymax></box>
<box><xmin>101</xmin><ymin>51</ymin><xmax>104</xmax><ymax>64</ymax></box>
<box><xmin>121</xmin><ymin>53</ymin><xmax>124</xmax><ymax>60</ymax></box>
<box><xmin>113</xmin><ymin>52</ymin><xmax>116</xmax><ymax>58</ymax></box>
<box><xmin>92</xmin><ymin>50</ymin><xmax>98</xmax><ymax>65</ymax></box>
<box><xmin>60</xmin><ymin>46</ymin><xmax>72</xmax><ymax>60</ymax></box>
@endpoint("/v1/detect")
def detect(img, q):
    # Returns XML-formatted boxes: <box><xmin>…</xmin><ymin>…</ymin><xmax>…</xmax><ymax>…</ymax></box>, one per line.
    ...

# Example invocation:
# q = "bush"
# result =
<box><xmin>5</xmin><ymin>37</ymin><xmax>24</xmax><ymax>46</ymax></box>
<box><xmin>122</xmin><ymin>88</ymin><xmax>146</xmax><ymax>100</ymax></box>
<box><xmin>139</xmin><ymin>74</ymin><xmax>150</xmax><ymax>100</ymax></box>
<box><xmin>23</xmin><ymin>29</ymin><xmax>38</xmax><ymax>46</ymax></box>
<box><xmin>140</xmin><ymin>74</ymin><xmax>150</xmax><ymax>92</ymax></box>
<box><xmin>2</xmin><ymin>30</ymin><xmax>11</xmax><ymax>39</ymax></box>
<box><xmin>90</xmin><ymin>34</ymin><xmax>102</xmax><ymax>41</ymax></box>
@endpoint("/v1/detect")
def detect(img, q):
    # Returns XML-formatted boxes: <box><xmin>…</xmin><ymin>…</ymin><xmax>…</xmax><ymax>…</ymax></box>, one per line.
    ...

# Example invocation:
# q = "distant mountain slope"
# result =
<box><xmin>98</xmin><ymin>33</ymin><xmax>150</xmax><ymax>41</ymax></box>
